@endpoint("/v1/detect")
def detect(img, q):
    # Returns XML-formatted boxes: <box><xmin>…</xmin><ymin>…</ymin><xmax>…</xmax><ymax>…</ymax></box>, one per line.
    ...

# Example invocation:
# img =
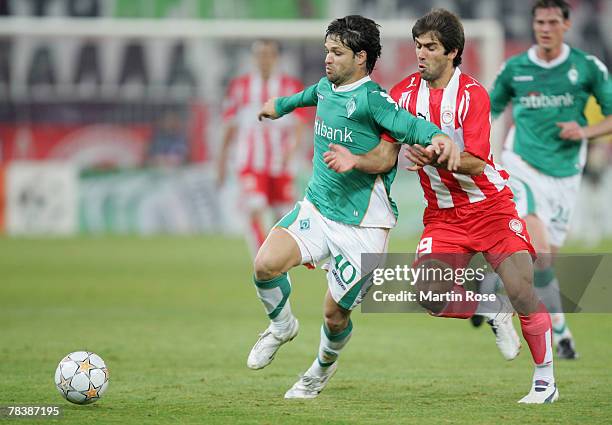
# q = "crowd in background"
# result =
<box><xmin>0</xmin><ymin>0</ymin><xmax>609</xmax><ymax>240</ymax></box>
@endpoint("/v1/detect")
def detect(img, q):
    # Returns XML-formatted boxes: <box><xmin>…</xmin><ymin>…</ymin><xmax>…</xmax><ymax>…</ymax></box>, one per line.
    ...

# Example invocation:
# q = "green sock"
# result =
<box><xmin>253</xmin><ymin>273</ymin><xmax>293</xmax><ymax>328</ymax></box>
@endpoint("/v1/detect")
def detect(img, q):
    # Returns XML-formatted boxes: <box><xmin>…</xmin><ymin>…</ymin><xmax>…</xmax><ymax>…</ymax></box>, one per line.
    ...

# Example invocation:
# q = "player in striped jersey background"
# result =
<box><xmin>217</xmin><ymin>40</ymin><xmax>309</xmax><ymax>256</ymax></box>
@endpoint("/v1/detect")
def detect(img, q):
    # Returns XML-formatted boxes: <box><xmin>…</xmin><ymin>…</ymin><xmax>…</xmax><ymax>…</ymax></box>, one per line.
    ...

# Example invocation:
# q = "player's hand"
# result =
<box><xmin>323</xmin><ymin>143</ymin><xmax>357</xmax><ymax>173</ymax></box>
<box><xmin>404</xmin><ymin>144</ymin><xmax>438</xmax><ymax>171</ymax></box>
<box><xmin>431</xmin><ymin>135</ymin><xmax>460</xmax><ymax>171</ymax></box>
<box><xmin>258</xmin><ymin>97</ymin><xmax>280</xmax><ymax>121</ymax></box>
<box><xmin>557</xmin><ymin>121</ymin><xmax>586</xmax><ymax>141</ymax></box>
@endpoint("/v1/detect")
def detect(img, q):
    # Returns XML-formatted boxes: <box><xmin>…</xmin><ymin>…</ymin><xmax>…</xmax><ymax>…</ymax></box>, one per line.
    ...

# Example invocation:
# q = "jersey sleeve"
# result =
<box><xmin>275</xmin><ymin>82</ymin><xmax>318</xmax><ymax>117</ymax></box>
<box><xmin>379</xmin><ymin>83</ymin><xmax>405</xmax><ymax>143</ymax></box>
<box><xmin>367</xmin><ymin>89</ymin><xmax>442</xmax><ymax>146</ymax></box>
<box><xmin>489</xmin><ymin>61</ymin><xmax>514</xmax><ymax>119</ymax></box>
<box><xmin>461</xmin><ymin>86</ymin><xmax>492</xmax><ymax>161</ymax></box>
<box><xmin>585</xmin><ymin>54</ymin><xmax>612</xmax><ymax>116</ymax></box>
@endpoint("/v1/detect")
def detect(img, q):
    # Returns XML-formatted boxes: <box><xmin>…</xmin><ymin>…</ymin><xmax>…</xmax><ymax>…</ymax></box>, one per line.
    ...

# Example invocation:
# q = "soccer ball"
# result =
<box><xmin>54</xmin><ymin>351</ymin><xmax>109</xmax><ymax>405</ymax></box>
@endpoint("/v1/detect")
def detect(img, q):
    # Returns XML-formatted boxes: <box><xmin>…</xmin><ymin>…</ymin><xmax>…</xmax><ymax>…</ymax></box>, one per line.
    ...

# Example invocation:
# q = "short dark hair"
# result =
<box><xmin>532</xmin><ymin>0</ymin><xmax>571</xmax><ymax>20</ymax></box>
<box><xmin>412</xmin><ymin>8</ymin><xmax>464</xmax><ymax>68</ymax></box>
<box><xmin>326</xmin><ymin>15</ymin><xmax>382</xmax><ymax>74</ymax></box>
<box><xmin>252</xmin><ymin>39</ymin><xmax>280</xmax><ymax>53</ymax></box>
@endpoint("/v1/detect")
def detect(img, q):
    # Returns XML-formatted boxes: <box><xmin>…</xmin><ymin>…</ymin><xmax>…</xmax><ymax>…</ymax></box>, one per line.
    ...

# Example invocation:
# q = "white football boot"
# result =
<box><xmin>284</xmin><ymin>361</ymin><xmax>338</xmax><ymax>399</ymax></box>
<box><xmin>247</xmin><ymin>317</ymin><xmax>299</xmax><ymax>370</ymax></box>
<box><xmin>482</xmin><ymin>296</ymin><xmax>521</xmax><ymax>360</ymax></box>
<box><xmin>518</xmin><ymin>380</ymin><xmax>559</xmax><ymax>404</ymax></box>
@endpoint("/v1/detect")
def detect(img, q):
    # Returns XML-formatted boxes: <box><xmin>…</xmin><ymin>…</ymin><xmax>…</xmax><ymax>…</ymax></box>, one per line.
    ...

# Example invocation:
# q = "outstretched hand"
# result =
<box><xmin>432</xmin><ymin>135</ymin><xmax>460</xmax><ymax>171</ymax></box>
<box><xmin>257</xmin><ymin>97</ymin><xmax>280</xmax><ymax>121</ymax></box>
<box><xmin>404</xmin><ymin>137</ymin><xmax>460</xmax><ymax>171</ymax></box>
<box><xmin>323</xmin><ymin>143</ymin><xmax>357</xmax><ymax>173</ymax></box>
<box><xmin>557</xmin><ymin>121</ymin><xmax>585</xmax><ymax>141</ymax></box>
<box><xmin>404</xmin><ymin>144</ymin><xmax>438</xmax><ymax>171</ymax></box>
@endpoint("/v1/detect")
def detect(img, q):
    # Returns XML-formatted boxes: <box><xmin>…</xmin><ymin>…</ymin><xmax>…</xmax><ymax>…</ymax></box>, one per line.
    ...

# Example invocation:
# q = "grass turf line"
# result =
<box><xmin>0</xmin><ymin>236</ymin><xmax>611</xmax><ymax>424</ymax></box>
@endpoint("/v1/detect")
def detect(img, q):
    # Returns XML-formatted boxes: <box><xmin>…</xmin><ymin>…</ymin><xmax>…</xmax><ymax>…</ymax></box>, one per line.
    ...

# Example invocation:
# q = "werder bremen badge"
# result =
<box><xmin>346</xmin><ymin>97</ymin><xmax>356</xmax><ymax>118</ymax></box>
<box><xmin>567</xmin><ymin>65</ymin><xmax>578</xmax><ymax>85</ymax></box>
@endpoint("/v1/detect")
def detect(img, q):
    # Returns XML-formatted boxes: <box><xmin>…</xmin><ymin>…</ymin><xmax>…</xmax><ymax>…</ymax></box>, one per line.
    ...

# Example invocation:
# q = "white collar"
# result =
<box><xmin>527</xmin><ymin>43</ymin><xmax>570</xmax><ymax>69</ymax></box>
<box><xmin>332</xmin><ymin>75</ymin><xmax>371</xmax><ymax>92</ymax></box>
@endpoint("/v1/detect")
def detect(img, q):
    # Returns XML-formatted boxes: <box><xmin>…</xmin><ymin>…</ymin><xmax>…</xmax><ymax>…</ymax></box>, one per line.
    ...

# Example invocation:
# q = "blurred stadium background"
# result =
<box><xmin>0</xmin><ymin>0</ymin><xmax>610</xmax><ymax>243</ymax></box>
<box><xmin>1</xmin><ymin>1</ymin><xmax>611</xmax><ymax>424</ymax></box>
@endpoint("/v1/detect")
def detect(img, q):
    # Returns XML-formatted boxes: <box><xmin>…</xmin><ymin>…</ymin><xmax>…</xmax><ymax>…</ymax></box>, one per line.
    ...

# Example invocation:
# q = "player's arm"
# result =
<box><xmin>404</xmin><ymin>146</ymin><xmax>485</xmax><ymax>175</ymax></box>
<box><xmin>557</xmin><ymin>59</ymin><xmax>612</xmax><ymax>141</ymax></box>
<box><xmin>217</xmin><ymin>80</ymin><xmax>240</xmax><ymax>185</ymax></box>
<box><xmin>557</xmin><ymin>115</ymin><xmax>612</xmax><ymax>141</ymax></box>
<box><xmin>489</xmin><ymin>62</ymin><xmax>513</xmax><ymax>120</ymax></box>
<box><xmin>368</xmin><ymin>90</ymin><xmax>460</xmax><ymax>170</ymax></box>
<box><xmin>455</xmin><ymin>152</ymin><xmax>485</xmax><ymax>175</ymax></box>
<box><xmin>258</xmin><ymin>83</ymin><xmax>318</xmax><ymax>121</ymax></box>
<box><xmin>325</xmin><ymin>132</ymin><xmax>457</xmax><ymax>174</ymax></box>
<box><xmin>324</xmin><ymin>139</ymin><xmax>400</xmax><ymax>174</ymax></box>
<box><xmin>217</xmin><ymin>123</ymin><xmax>237</xmax><ymax>185</ymax></box>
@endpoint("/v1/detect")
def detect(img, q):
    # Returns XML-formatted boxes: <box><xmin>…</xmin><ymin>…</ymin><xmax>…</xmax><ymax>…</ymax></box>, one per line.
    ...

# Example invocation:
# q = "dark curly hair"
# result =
<box><xmin>532</xmin><ymin>0</ymin><xmax>570</xmax><ymax>19</ymax></box>
<box><xmin>325</xmin><ymin>15</ymin><xmax>382</xmax><ymax>74</ymax></box>
<box><xmin>412</xmin><ymin>8</ymin><xmax>464</xmax><ymax>68</ymax></box>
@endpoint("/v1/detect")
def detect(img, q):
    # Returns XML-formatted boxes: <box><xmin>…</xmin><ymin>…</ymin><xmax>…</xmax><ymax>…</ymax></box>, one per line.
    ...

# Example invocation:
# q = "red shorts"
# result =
<box><xmin>416</xmin><ymin>192</ymin><xmax>536</xmax><ymax>270</ymax></box>
<box><xmin>239</xmin><ymin>169</ymin><xmax>294</xmax><ymax>208</ymax></box>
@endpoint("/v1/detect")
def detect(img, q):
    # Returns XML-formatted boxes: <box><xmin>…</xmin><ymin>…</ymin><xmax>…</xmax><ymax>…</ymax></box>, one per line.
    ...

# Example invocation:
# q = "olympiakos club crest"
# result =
<box><xmin>346</xmin><ymin>97</ymin><xmax>356</xmax><ymax>118</ymax></box>
<box><xmin>441</xmin><ymin>108</ymin><xmax>454</xmax><ymax>126</ymax></box>
<box><xmin>509</xmin><ymin>218</ymin><xmax>524</xmax><ymax>234</ymax></box>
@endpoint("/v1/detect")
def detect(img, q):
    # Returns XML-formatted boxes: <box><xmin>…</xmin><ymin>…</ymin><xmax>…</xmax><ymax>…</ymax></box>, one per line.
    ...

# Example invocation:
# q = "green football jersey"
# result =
<box><xmin>275</xmin><ymin>76</ymin><xmax>443</xmax><ymax>227</ymax></box>
<box><xmin>490</xmin><ymin>44</ymin><xmax>611</xmax><ymax>177</ymax></box>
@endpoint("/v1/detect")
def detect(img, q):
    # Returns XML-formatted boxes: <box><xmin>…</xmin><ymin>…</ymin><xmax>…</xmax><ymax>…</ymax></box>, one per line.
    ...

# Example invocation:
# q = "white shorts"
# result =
<box><xmin>502</xmin><ymin>150</ymin><xmax>581</xmax><ymax>247</ymax></box>
<box><xmin>275</xmin><ymin>199</ymin><xmax>390</xmax><ymax>310</ymax></box>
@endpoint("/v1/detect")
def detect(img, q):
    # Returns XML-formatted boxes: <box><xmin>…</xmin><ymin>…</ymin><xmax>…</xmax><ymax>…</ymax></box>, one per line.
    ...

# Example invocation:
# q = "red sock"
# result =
<box><xmin>519</xmin><ymin>302</ymin><xmax>553</xmax><ymax>365</ymax></box>
<box><xmin>249</xmin><ymin>217</ymin><xmax>267</xmax><ymax>250</ymax></box>
<box><xmin>433</xmin><ymin>284</ymin><xmax>478</xmax><ymax>319</ymax></box>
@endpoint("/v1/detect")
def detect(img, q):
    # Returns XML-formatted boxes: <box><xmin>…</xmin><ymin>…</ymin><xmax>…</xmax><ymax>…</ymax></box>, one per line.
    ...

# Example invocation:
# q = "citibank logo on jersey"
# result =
<box><xmin>519</xmin><ymin>92</ymin><xmax>575</xmax><ymax>109</ymax></box>
<box><xmin>314</xmin><ymin>117</ymin><xmax>353</xmax><ymax>143</ymax></box>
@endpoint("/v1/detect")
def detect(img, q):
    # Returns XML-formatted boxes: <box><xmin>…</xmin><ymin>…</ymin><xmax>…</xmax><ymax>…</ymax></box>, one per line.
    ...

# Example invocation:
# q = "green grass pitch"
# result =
<box><xmin>1</xmin><ymin>236</ymin><xmax>611</xmax><ymax>424</ymax></box>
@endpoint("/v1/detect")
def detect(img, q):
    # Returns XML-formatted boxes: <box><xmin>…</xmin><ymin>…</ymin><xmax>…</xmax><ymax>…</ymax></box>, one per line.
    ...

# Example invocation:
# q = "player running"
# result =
<box><xmin>325</xmin><ymin>9</ymin><xmax>559</xmax><ymax>404</ymax></box>
<box><xmin>491</xmin><ymin>0</ymin><xmax>612</xmax><ymax>359</ymax></box>
<box><xmin>248</xmin><ymin>15</ymin><xmax>459</xmax><ymax>399</ymax></box>
<box><xmin>482</xmin><ymin>0</ymin><xmax>611</xmax><ymax>359</ymax></box>
<box><xmin>217</xmin><ymin>40</ymin><xmax>308</xmax><ymax>256</ymax></box>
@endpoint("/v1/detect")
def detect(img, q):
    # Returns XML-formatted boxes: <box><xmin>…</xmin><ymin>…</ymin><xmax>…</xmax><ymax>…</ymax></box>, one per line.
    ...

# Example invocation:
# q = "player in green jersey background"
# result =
<box><xmin>246</xmin><ymin>15</ymin><xmax>460</xmax><ymax>399</ymax></box>
<box><xmin>486</xmin><ymin>0</ymin><xmax>612</xmax><ymax>359</ymax></box>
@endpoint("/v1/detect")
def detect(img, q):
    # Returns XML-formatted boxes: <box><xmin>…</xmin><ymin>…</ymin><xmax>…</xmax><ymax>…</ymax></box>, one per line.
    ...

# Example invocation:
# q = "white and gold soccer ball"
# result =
<box><xmin>54</xmin><ymin>351</ymin><xmax>109</xmax><ymax>405</ymax></box>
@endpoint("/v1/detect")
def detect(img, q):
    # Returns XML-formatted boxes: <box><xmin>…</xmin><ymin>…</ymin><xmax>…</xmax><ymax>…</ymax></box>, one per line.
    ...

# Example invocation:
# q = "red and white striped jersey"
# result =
<box><xmin>223</xmin><ymin>72</ymin><xmax>307</xmax><ymax>176</ymax></box>
<box><xmin>387</xmin><ymin>70</ymin><xmax>511</xmax><ymax>210</ymax></box>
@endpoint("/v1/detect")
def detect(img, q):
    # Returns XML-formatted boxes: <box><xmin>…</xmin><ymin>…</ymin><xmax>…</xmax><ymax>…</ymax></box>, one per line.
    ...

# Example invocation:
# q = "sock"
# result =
<box><xmin>310</xmin><ymin>320</ymin><xmax>353</xmax><ymax>376</ymax></box>
<box><xmin>253</xmin><ymin>273</ymin><xmax>294</xmax><ymax>333</ymax></box>
<box><xmin>519</xmin><ymin>302</ymin><xmax>554</xmax><ymax>383</ymax></box>
<box><xmin>247</xmin><ymin>216</ymin><xmax>267</xmax><ymax>257</ymax></box>
<box><xmin>534</xmin><ymin>267</ymin><xmax>572</xmax><ymax>344</ymax></box>
<box><xmin>434</xmin><ymin>284</ymin><xmax>479</xmax><ymax>319</ymax></box>
<box><xmin>551</xmin><ymin>312</ymin><xmax>572</xmax><ymax>343</ymax></box>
